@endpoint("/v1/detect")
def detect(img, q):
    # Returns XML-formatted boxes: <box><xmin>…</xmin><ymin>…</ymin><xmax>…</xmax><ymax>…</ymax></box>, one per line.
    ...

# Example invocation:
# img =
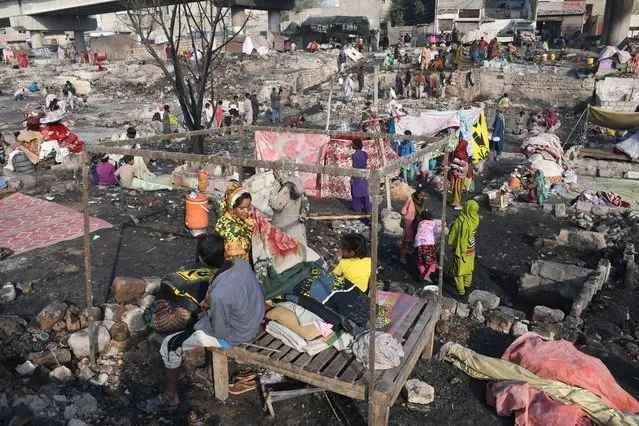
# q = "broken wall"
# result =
<box><xmin>594</xmin><ymin>77</ymin><xmax>639</xmax><ymax>112</ymax></box>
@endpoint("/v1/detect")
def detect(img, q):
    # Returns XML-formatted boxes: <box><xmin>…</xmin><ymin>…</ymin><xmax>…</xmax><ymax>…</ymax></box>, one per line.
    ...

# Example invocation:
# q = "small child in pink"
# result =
<box><xmin>414</xmin><ymin>211</ymin><xmax>448</xmax><ymax>283</ymax></box>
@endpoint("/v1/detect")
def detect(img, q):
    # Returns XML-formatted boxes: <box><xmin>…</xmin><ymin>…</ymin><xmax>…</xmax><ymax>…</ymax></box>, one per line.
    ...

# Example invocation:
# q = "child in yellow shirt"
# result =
<box><xmin>333</xmin><ymin>233</ymin><xmax>371</xmax><ymax>292</ymax></box>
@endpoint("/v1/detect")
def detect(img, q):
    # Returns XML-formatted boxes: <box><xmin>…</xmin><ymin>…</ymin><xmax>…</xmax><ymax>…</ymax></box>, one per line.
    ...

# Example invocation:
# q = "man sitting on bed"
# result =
<box><xmin>139</xmin><ymin>233</ymin><xmax>264</xmax><ymax>413</ymax></box>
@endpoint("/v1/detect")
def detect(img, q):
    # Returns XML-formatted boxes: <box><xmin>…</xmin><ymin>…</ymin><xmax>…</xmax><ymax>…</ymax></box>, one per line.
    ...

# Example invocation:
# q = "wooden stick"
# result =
<box><xmin>81</xmin><ymin>152</ymin><xmax>96</xmax><ymax>366</ymax></box>
<box><xmin>367</xmin><ymin>171</ymin><xmax>381</xmax><ymax>426</ymax></box>
<box><xmin>377</xmin><ymin>138</ymin><xmax>392</xmax><ymax>210</ymax></box>
<box><xmin>373</xmin><ymin>65</ymin><xmax>379</xmax><ymax>106</ymax></box>
<box><xmin>238</xmin><ymin>125</ymin><xmax>245</xmax><ymax>184</ymax></box>
<box><xmin>307</xmin><ymin>214</ymin><xmax>371</xmax><ymax>220</ymax></box>
<box><xmin>326</xmin><ymin>75</ymin><xmax>334</xmax><ymax>131</ymax></box>
<box><xmin>438</xmin><ymin>137</ymin><xmax>450</xmax><ymax>299</ymax></box>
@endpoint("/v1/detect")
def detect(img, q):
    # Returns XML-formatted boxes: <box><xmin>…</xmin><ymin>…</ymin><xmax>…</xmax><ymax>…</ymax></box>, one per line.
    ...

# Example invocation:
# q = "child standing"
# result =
<box><xmin>398</xmin><ymin>130</ymin><xmax>416</xmax><ymax>182</ymax></box>
<box><xmin>96</xmin><ymin>155</ymin><xmax>116</xmax><ymax>186</ymax></box>
<box><xmin>333</xmin><ymin>233</ymin><xmax>371</xmax><ymax>292</ymax></box>
<box><xmin>351</xmin><ymin>139</ymin><xmax>371</xmax><ymax>214</ymax></box>
<box><xmin>414</xmin><ymin>211</ymin><xmax>447</xmax><ymax>283</ymax></box>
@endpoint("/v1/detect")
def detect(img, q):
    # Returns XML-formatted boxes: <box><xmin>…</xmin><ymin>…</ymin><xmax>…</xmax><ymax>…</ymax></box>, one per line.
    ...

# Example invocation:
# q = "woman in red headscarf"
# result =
<box><xmin>449</xmin><ymin>139</ymin><xmax>470</xmax><ymax>210</ymax></box>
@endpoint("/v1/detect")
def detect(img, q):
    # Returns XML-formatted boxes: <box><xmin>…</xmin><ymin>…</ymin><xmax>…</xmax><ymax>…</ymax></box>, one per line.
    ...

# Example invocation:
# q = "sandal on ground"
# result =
<box><xmin>229</xmin><ymin>381</ymin><xmax>256</xmax><ymax>395</ymax></box>
<box><xmin>232</xmin><ymin>371</ymin><xmax>257</xmax><ymax>384</ymax></box>
<box><xmin>138</xmin><ymin>394</ymin><xmax>178</xmax><ymax>413</ymax></box>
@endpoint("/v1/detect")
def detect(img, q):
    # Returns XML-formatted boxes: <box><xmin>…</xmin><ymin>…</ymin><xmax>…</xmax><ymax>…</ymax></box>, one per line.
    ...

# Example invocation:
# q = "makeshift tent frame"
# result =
<box><xmin>81</xmin><ymin>124</ymin><xmax>450</xmax><ymax>426</ymax></box>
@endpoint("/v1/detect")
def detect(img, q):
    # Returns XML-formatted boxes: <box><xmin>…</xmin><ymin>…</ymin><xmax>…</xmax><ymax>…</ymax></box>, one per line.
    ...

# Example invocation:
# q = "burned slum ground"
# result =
<box><xmin>2</xmin><ymin>23</ymin><xmax>639</xmax><ymax>426</ymax></box>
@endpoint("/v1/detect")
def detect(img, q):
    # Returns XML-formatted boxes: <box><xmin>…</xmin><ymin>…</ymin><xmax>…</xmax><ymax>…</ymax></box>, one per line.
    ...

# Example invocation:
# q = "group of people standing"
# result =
<box><xmin>399</xmin><ymin>185</ymin><xmax>481</xmax><ymax>296</ymax></box>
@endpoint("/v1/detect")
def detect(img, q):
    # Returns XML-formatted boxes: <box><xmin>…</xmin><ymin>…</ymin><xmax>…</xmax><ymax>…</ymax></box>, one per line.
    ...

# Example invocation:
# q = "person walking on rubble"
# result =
<box><xmin>399</xmin><ymin>185</ymin><xmax>428</xmax><ymax>264</ymax></box>
<box><xmin>338</xmin><ymin>47</ymin><xmax>347</xmax><ymax>73</ymax></box>
<box><xmin>162</xmin><ymin>105</ymin><xmax>172</xmax><ymax>134</ymax></box>
<box><xmin>357</xmin><ymin>66</ymin><xmax>365</xmax><ymax>92</ymax></box>
<box><xmin>350</xmin><ymin>139</ymin><xmax>371</xmax><ymax>214</ymax></box>
<box><xmin>491</xmin><ymin>109</ymin><xmax>506</xmax><ymax>161</ymax></box>
<box><xmin>242</xmin><ymin>93</ymin><xmax>253</xmax><ymax>126</ymax></box>
<box><xmin>270</xmin><ymin>87</ymin><xmax>282</xmax><ymax>123</ymax></box>
<box><xmin>448</xmin><ymin>200</ymin><xmax>480</xmax><ymax>296</ymax></box>
<box><xmin>420</xmin><ymin>44</ymin><xmax>432</xmax><ymax>71</ymax></box>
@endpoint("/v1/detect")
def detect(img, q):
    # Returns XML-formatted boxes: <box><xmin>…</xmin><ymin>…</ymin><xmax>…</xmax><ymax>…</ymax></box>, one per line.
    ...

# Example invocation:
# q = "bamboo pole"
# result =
<box><xmin>326</xmin><ymin>75</ymin><xmax>334</xmax><ymax>131</ymax></box>
<box><xmin>307</xmin><ymin>214</ymin><xmax>371</xmax><ymax>221</ymax></box>
<box><xmin>238</xmin><ymin>125</ymin><xmax>245</xmax><ymax>184</ymax></box>
<box><xmin>85</xmin><ymin>147</ymin><xmax>373</xmax><ymax>179</ymax></box>
<box><xmin>377</xmin><ymin>138</ymin><xmax>392</xmax><ymax>210</ymax></box>
<box><xmin>81</xmin><ymin>153</ymin><xmax>96</xmax><ymax>366</ymax></box>
<box><xmin>367</xmin><ymin>170</ymin><xmax>381</xmax><ymax>426</ymax></box>
<box><xmin>373</xmin><ymin>65</ymin><xmax>379</xmax><ymax>106</ymax></box>
<box><xmin>438</xmin><ymin>146</ymin><xmax>449</xmax><ymax>298</ymax></box>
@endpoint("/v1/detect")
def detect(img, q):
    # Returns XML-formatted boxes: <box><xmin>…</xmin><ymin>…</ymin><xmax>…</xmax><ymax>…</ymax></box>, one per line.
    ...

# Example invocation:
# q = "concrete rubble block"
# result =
<box><xmin>0</xmin><ymin>283</ymin><xmax>16</xmax><ymax>303</ymax></box>
<box><xmin>440</xmin><ymin>297</ymin><xmax>458</xmax><ymax>321</ymax></box>
<box><xmin>554</xmin><ymin>203</ymin><xmax>566</xmax><ymax>218</ymax></box>
<box><xmin>15</xmin><ymin>360</ymin><xmax>37</xmax><ymax>376</ymax></box>
<box><xmin>36</xmin><ymin>301</ymin><xmax>67</xmax><ymax>332</ymax></box>
<box><xmin>591</xmin><ymin>205</ymin><xmax>609</xmax><ymax>216</ymax></box>
<box><xmin>557</xmin><ymin>230</ymin><xmax>606</xmax><ymax>251</ymax></box>
<box><xmin>16</xmin><ymin>281</ymin><xmax>33</xmax><ymax>294</ymax></box>
<box><xmin>138</xmin><ymin>295</ymin><xmax>155</xmax><ymax>309</ymax></box>
<box><xmin>80</xmin><ymin>307</ymin><xmax>103</xmax><ymax>322</ymax></box>
<box><xmin>103</xmin><ymin>304</ymin><xmax>120</xmax><ymax>321</ymax></box>
<box><xmin>404</xmin><ymin>379</ymin><xmax>435</xmax><ymax>405</ymax></box>
<box><xmin>456</xmin><ymin>303</ymin><xmax>470</xmax><ymax>318</ymax></box>
<box><xmin>381</xmin><ymin>208</ymin><xmax>402</xmax><ymax>235</ymax></box>
<box><xmin>65</xmin><ymin>310</ymin><xmax>82</xmax><ymax>332</ymax></box>
<box><xmin>626</xmin><ymin>171</ymin><xmax>639</xmax><ymax>179</ymax></box>
<box><xmin>143</xmin><ymin>277</ymin><xmax>162</xmax><ymax>295</ymax></box>
<box><xmin>575</xmin><ymin>200</ymin><xmax>593</xmax><ymax>213</ymax></box>
<box><xmin>111</xmin><ymin>277</ymin><xmax>147</xmax><ymax>304</ymax></box>
<box><xmin>121</xmin><ymin>308</ymin><xmax>147</xmax><ymax>334</ymax></box>
<box><xmin>533</xmin><ymin>305</ymin><xmax>565</xmax><ymax>323</ymax></box>
<box><xmin>530</xmin><ymin>260</ymin><xmax>592</xmax><ymax>283</ymax></box>
<box><xmin>468</xmin><ymin>290</ymin><xmax>500</xmax><ymax>310</ymax></box>
<box><xmin>0</xmin><ymin>315</ymin><xmax>27</xmax><ymax>335</ymax></box>
<box><xmin>542</xmin><ymin>204</ymin><xmax>553</xmax><ymax>214</ymax></box>
<box><xmin>486</xmin><ymin>308</ymin><xmax>516</xmax><ymax>334</ymax></box>
<box><xmin>49</xmin><ymin>366</ymin><xmax>73</xmax><ymax>382</ymax></box>
<box><xmin>68</xmin><ymin>324</ymin><xmax>111</xmax><ymax>358</ymax></box>
<box><xmin>27</xmin><ymin>349</ymin><xmax>72</xmax><ymax>366</ymax></box>
<box><xmin>471</xmin><ymin>301</ymin><xmax>485</xmax><ymax>323</ymax></box>
<box><xmin>512</xmin><ymin>321</ymin><xmax>529</xmax><ymax>337</ymax></box>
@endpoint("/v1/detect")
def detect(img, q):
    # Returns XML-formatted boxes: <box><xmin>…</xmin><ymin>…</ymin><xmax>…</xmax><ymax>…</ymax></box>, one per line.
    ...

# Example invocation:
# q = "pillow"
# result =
<box><xmin>265</xmin><ymin>306</ymin><xmax>321</xmax><ymax>340</ymax></box>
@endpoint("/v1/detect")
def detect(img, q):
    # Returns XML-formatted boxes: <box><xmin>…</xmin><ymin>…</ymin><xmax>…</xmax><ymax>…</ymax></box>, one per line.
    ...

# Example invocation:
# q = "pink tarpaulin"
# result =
<box><xmin>254</xmin><ymin>131</ymin><xmax>330</xmax><ymax>196</ymax></box>
<box><xmin>502</xmin><ymin>333</ymin><xmax>639</xmax><ymax>414</ymax></box>
<box><xmin>395</xmin><ymin>108</ymin><xmax>482</xmax><ymax>137</ymax></box>
<box><xmin>487</xmin><ymin>381</ymin><xmax>592</xmax><ymax>426</ymax></box>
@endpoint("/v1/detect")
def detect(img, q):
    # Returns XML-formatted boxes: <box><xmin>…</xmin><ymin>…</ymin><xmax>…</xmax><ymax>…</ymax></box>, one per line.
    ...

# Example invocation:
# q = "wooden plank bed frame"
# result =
<box><xmin>208</xmin><ymin>300</ymin><xmax>441</xmax><ymax>425</ymax></box>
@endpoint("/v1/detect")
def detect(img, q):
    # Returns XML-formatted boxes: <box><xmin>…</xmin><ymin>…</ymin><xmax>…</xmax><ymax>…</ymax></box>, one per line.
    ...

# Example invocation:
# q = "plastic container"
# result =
<box><xmin>541</xmin><ymin>54</ymin><xmax>548</xmax><ymax>62</ymax></box>
<box><xmin>550</xmin><ymin>53</ymin><xmax>556</xmax><ymax>61</ymax></box>
<box><xmin>185</xmin><ymin>192</ymin><xmax>209</xmax><ymax>230</ymax></box>
<box><xmin>586</xmin><ymin>57</ymin><xmax>594</xmax><ymax>65</ymax></box>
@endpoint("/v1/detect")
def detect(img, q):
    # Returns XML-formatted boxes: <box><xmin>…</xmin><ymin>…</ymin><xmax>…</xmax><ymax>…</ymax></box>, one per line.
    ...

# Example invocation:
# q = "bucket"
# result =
<box><xmin>550</xmin><ymin>53</ymin><xmax>556</xmax><ymax>61</ymax></box>
<box><xmin>185</xmin><ymin>192</ymin><xmax>209</xmax><ymax>230</ymax></box>
<box><xmin>587</xmin><ymin>57</ymin><xmax>594</xmax><ymax>65</ymax></box>
<box><xmin>541</xmin><ymin>54</ymin><xmax>548</xmax><ymax>62</ymax></box>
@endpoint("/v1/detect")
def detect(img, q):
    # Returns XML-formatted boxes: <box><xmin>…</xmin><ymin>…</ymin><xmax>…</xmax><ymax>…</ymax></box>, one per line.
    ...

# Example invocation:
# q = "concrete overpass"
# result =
<box><xmin>0</xmin><ymin>0</ymin><xmax>294</xmax><ymax>50</ymax></box>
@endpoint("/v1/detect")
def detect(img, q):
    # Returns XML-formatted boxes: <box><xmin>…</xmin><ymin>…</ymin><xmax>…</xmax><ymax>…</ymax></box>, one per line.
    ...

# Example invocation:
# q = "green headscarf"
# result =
<box><xmin>448</xmin><ymin>200</ymin><xmax>480</xmax><ymax>259</ymax></box>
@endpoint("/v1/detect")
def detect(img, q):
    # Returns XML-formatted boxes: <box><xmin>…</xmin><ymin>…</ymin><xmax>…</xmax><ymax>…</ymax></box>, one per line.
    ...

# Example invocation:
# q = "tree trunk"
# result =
<box><xmin>191</xmin><ymin>134</ymin><xmax>205</xmax><ymax>154</ymax></box>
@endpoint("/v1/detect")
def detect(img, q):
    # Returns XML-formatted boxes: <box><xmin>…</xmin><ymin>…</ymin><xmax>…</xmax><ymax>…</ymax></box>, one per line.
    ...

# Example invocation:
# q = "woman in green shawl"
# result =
<box><xmin>519</xmin><ymin>169</ymin><xmax>549</xmax><ymax>205</ymax></box>
<box><xmin>448</xmin><ymin>200</ymin><xmax>480</xmax><ymax>296</ymax></box>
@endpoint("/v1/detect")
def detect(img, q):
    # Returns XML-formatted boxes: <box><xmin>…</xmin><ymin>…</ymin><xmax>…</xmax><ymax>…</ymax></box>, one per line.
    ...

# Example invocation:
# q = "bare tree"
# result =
<box><xmin>120</xmin><ymin>0</ymin><xmax>248</xmax><ymax>153</ymax></box>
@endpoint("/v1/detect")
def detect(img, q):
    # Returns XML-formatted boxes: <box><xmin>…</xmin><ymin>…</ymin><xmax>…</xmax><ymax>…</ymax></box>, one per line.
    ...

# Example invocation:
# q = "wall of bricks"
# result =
<box><xmin>594</xmin><ymin>77</ymin><xmax>639</xmax><ymax>112</ymax></box>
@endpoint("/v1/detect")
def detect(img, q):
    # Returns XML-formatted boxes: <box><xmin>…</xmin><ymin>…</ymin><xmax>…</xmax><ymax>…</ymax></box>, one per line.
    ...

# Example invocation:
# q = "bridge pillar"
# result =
<box><xmin>607</xmin><ymin>0</ymin><xmax>634</xmax><ymax>46</ymax></box>
<box><xmin>268</xmin><ymin>10</ymin><xmax>281</xmax><ymax>34</ymax></box>
<box><xmin>74</xmin><ymin>30</ymin><xmax>86</xmax><ymax>54</ymax></box>
<box><xmin>231</xmin><ymin>7</ymin><xmax>246</xmax><ymax>34</ymax></box>
<box><xmin>31</xmin><ymin>32</ymin><xmax>44</xmax><ymax>48</ymax></box>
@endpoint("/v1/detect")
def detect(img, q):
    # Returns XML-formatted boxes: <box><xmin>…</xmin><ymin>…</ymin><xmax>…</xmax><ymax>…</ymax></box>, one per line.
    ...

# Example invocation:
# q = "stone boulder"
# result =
<box><xmin>471</xmin><ymin>301</ymin><xmax>485</xmax><ymax>323</ymax></box>
<box><xmin>0</xmin><ymin>315</ymin><xmax>27</xmax><ymax>335</ymax></box>
<box><xmin>557</xmin><ymin>230</ymin><xmax>606</xmax><ymax>251</ymax></box>
<box><xmin>486</xmin><ymin>307</ymin><xmax>525</xmax><ymax>334</ymax></box>
<box><xmin>68</xmin><ymin>324</ymin><xmax>111</xmax><ymax>358</ymax></box>
<box><xmin>49</xmin><ymin>366</ymin><xmax>73</xmax><ymax>382</ymax></box>
<box><xmin>0</xmin><ymin>283</ymin><xmax>16</xmax><ymax>303</ymax></box>
<box><xmin>512</xmin><ymin>321</ymin><xmax>529</xmax><ymax>337</ymax></box>
<box><xmin>404</xmin><ymin>379</ymin><xmax>435</xmax><ymax>405</ymax></box>
<box><xmin>381</xmin><ymin>208</ymin><xmax>402</xmax><ymax>235</ymax></box>
<box><xmin>36</xmin><ymin>301</ymin><xmax>67</xmax><ymax>332</ymax></box>
<box><xmin>111</xmin><ymin>277</ymin><xmax>146</xmax><ymax>303</ymax></box>
<box><xmin>533</xmin><ymin>305</ymin><xmax>565</xmax><ymax>323</ymax></box>
<box><xmin>27</xmin><ymin>349</ymin><xmax>72</xmax><ymax>365</ymax></box>
<box><xmin>456</xmin><ymin>303</ymin><xmax>470</xmax><ymax>318</ymax></box>
<box><xmin>468</xmin><ymin>290</ymin><xmax>500</xmax><ymax>310</ymax></box>
<box><xmin>121</xmin><ymin>308</ymin><xmax>147</xmax><ymax>334</ymax></box>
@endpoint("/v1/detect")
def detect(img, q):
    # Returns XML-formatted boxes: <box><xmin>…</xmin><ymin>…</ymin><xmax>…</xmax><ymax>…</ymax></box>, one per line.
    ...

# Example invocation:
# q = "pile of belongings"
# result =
<box><xmin>442</xmin><ymin>333</ymin><xmax>639</xmax><ymax>425</ymax></box>
<box><xmin>252</xmin><ymin>213</ymin><xmax>401</xmax><ymax>369</ymax></box>
<box><xmin>6</xmin><ymin>111</ymin><xmax>85</xmax><ymax>168</ymax></box>
<box><xmin>520</xmin><ymin>132</ymin><xmax>566</xmax><ymax>185</ymax></box>
<box><xmin>572</xmin><ymin>190</ymin><xmax>631</xmax><ymax>209</ymax></box>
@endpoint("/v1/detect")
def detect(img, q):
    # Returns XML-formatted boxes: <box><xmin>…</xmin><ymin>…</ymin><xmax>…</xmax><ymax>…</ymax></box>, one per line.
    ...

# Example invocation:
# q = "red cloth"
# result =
<box><xmin>40</xmin><ymin>123</ymin><xmax>84</xmax><ymax>153</ymax></box>
<box><xmin>320</xmin><ymin>137</ymin><xmax>398</xmax><ymax>199</ymax></box>
<box><xmin>487</xmin><ymin>381</ymin><xmax>592</xmax><ymax>426</ymax></box>
<box><xmin>502</xmin><ymin>333</ymin><xmax>639</xmax><ymax>414</ymax></box>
